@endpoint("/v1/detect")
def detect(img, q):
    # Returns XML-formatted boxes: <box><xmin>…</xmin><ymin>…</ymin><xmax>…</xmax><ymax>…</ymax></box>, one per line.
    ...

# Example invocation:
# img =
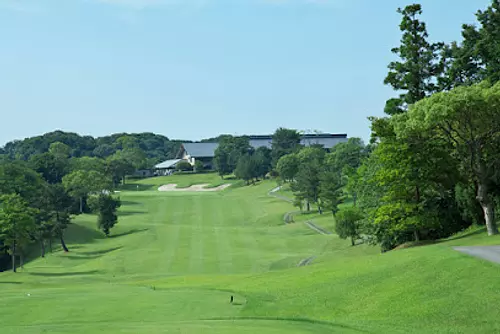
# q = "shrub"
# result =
<box><xmin>175</xmin><ymin>161</ymin><xmax>193</xmax><ymax>172</ymax></box>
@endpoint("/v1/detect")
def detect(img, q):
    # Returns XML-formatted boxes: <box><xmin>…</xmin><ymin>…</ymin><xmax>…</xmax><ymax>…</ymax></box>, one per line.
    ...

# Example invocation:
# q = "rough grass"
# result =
<box><xmin>1</xmin><ymin>174</ymin><xmax>500</xmax><ymax>333</ymax></box>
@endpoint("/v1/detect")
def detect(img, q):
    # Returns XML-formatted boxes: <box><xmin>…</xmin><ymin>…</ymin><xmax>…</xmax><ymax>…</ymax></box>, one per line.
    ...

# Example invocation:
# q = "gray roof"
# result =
<box><xmin>249</xmin><ymin>138</ymin><xmax>272</xmax><ymax>149</ymax></box>
<box><xmin>155</xmin><ymin>159</ymin><xmax>182</xmax><ymax>169</ymax></box>
<box><xmin>182</xmin><ymin>142</ymin><xmax>219</xmax><ymax>158</ymax></box>
<box><xmin>182</xmin><ymin>137</ymin><xmax>348</xmax><ymax>158</ymax></box>
<box><xmin>300</xmin><ymin>137</ymin><xmax>348</xmax><ymax>149</ymax></box>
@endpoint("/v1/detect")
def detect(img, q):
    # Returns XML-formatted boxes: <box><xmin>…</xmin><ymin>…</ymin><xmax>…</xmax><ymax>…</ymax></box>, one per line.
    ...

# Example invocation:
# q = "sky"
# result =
<box><xmin>0</xmin><ymin>0</ymin><xmax>492</xmax><ymax>145</ymax></box>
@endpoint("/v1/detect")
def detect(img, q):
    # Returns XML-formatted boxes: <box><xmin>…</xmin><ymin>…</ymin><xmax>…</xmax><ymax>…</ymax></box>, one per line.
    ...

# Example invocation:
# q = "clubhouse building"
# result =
<box><xmin>154</xmin><ymin>133</ymin><xmax>348</xmax><ymax>174</ymax></box>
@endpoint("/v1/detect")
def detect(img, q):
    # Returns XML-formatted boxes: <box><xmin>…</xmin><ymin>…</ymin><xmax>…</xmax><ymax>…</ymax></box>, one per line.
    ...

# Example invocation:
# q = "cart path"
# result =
<box><xmin>454</xmin><ymin>246</ymin><xmax>500</xmax><ymax>264</ymax></box>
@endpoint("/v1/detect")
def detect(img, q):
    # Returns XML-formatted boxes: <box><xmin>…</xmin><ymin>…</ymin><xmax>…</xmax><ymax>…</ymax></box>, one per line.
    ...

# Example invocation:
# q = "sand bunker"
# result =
<box><xmin>158</xmin><ymin>183</ymin><xmax>232</xmax><ymax>192</ymax></box>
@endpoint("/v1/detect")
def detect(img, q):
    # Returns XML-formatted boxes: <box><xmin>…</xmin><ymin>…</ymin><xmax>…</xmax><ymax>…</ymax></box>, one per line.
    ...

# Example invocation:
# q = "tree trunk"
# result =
<box><xmin>414</xmin><ymin>230</ymin><xmax>420</xmax><ymax>242</ymax></box>
<box><xmin>11</xmin><ymin>242</ymin><xmax>16</xmax><ymax>273</ymax></box>
<box><xmin>41</xmin><ymin>240</ymin><xmax>46</xmax><ymax>258</ymax></box>
<box><xmin>122</xmin><ymin>176</ymin><xmax>126</xmax><ymax>185</ymax></box>
<box><xmin>477</xmin><ymin>181</ymin><xmax>499</xmax><ymax>235</ymax></box>
<box><xmin>60</xmin><ymin>235</ymin><xmax>69</xmax><ymax>252</ymax></box>
<box><xmin>332</xmin><ymin>210</ymin><xmax>335</xmax><ymax>218</ymax></box>
<box><xmin>351</xmin><ymin>237</ymin><xmax>355</xmax><ymax>246</ymax></box>
<box><xmin>306</xmin><ymin>201</ymin><xmax>310</xmax><ymax>212</ymax></box>
<box><xmin>79</xmin><ymin>196</ymin><xmax>83</xmax><ymax>214</ymax></box>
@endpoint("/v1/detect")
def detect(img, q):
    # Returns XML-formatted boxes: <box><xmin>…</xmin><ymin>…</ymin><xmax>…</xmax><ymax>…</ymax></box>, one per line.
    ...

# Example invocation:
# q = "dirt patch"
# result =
<box><xmin>158</xmin><ymin>183</ymin><xmax>232</xmax><ymax>192</ymax></box>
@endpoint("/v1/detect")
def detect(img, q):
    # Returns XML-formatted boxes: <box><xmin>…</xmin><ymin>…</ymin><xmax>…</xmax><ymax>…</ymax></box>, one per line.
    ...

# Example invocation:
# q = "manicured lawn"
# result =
<box><xmin>2</xmin><ymin>174</ymin><xmax>500</xmax><ymax>333</ymax></box>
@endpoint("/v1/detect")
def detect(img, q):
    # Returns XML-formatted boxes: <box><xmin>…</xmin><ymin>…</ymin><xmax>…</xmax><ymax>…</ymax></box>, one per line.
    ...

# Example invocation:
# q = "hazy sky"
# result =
<box><xmin>0</xmin><ymin>0</ymin><xmax>491</xmax><ymax>145</ymax></box>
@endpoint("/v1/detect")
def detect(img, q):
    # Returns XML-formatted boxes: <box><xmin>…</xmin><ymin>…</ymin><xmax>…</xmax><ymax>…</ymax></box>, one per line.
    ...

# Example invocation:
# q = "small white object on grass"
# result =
<box><xmin>27</xmin><ymin>293</ymin><xmax>31</xmax><ymax>297</ymax></box>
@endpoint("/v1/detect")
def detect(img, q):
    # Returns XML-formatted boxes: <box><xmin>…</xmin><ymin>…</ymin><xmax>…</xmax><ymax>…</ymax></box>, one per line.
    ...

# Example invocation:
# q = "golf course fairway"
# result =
<box><xmin>2</xmin><ymin>173</ymin><xmax>500</xmax><ymax>333</ymax></box>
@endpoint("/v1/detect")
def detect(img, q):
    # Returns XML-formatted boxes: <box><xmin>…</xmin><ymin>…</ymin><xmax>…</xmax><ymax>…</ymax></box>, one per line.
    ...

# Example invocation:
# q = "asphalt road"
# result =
<box><xmin>454</xmin><ymin>246</ymin><xmax>500</xmax><ymax>264</ymax></box>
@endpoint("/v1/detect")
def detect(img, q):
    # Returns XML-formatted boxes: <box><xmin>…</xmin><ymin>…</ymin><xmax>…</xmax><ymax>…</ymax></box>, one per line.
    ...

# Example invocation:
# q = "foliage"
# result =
<box><xmin>62</xmin><ymin>170</ymin><xmax>113</xmax><ymax>213</ymax></box>
<box><xmin>335</xmin><ymin>207</ymin><xmax>364</xmax><ymax>246</ymax></box>
<box><xmin>176</xmin><ymin>161</ymin><xmax>193</xmax><ymax>172</ymax></box>
<box><xmin>441</xmin><ymin>0</ymin><xmax>500</xmax><ymax>88</ymax></box>
<box><xmin>1</xmin><ymin>130</ymin><xmax>182</xmax><ymax>166</ymax></box>
<box><xmin>253</xmin><ymin>146</ymin><xmax>272</xmax><ymax>179</ymax></box>
<box><xmin>29</xmin><ymin>152</ymin><xmax>69</xmax><ymax>184</ymax></box>
<box><xmin>0</xmin><ymin>194</ymin><xmax>37</xmax><ymax>272</ymax></box>
<box><xmin>194</xmin><ymin>160</ymin><xmax>204</xmax><ymax>173</ymax></box>
<box><xmin>214</xmin><ymin>136</ymin><xmax>252</xmax><ymax>178</ymax></box>
<box><xmin>88</xmin><ymin>194</ymin><xmax>121</xmax><ymax>236</ymax></box>
<box><xmin>399</xmin><ymin>81</ymin><xmax>500</xmax><ymax>235</ymax></box>
<box><xmin>383</xmin><ymin>4</ymin><xmax>443</xmax><ymax>115</ymax></box>
<box><xmin>276</xmin><ymin>153</ymin><xmax>299</xmax><ymax>182</ymax></box>
<box><xmin>271</xmin><ymin>127</ymin><xmax>302</xmax><ymax>166</ymax></box>
<box><xmin>319</xmin><ymin>167</ymin><xmax>344</xmax><ymax>216</ymax></box>
<box><xmin>234</xmin><ymin>154</ymin><xmax>259</xmax><ymax>184</ymax></box>
<box><xmin>291</xmin><ymin>159</ymin><xmax>323</xmax><ymax>212</ymax></box>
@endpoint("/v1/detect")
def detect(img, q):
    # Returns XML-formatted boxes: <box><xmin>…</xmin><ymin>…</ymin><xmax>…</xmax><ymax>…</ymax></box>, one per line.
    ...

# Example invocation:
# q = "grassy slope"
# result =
<box><xmin>1</xmin><ymin>174</ymin><xmax>500</xmax><ymax>333</ymax></box>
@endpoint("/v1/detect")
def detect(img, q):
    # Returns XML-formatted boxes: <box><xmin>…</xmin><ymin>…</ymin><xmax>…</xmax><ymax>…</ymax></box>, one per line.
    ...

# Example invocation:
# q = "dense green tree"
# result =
<box><xmin>49</xmin><ymin>142</ymin><xmax>71</xmax><ymax>160</ymax></box>
<box><xmin>291</xmin><ymin>159</ymin><xmax>323</xmax><ymax>212</ymax></box>
<box><xmin>29</xmin><ymin>152</ymin><xmax>69</xmax><ymax>184</ymax></box>
<box><xmin>271</xmin><ymin>128</ymin><xmax>302</xmax><ymax>166</ymax></box>
<box><xmin>234</xmin><ymin>154</ymin><xmax>258</xmax><ymax>184</ymax></box>
<box><xmin>214</xmin><ymin>136</ymin><xmax>252</xmax><ymax>178</ymax></box>
<box><xmin>92</xmin><ymin>144</ymin><xmax>115</xmax><ymax>158</ymax></box>
<box><xmin>319</xmin><ymin>168</ymin><xmax>344</xmax><ymax>217</ymax></box>
<box><xmin>88</xmin><ymin>194</ymin><xmax>121</xmax><ymax>236</ymax></box>
<box><xmin>69</xmin><ymin>156</ymin><xmax>106</xmax><ymax>174</ymax></box>
<box><xmin>384</xmin><ymin>4</ymin><xmax>443</xmax><ymax>115</ymax></box>
<box><xmin>400</xmin><ymin>81</ymin><xmax>500</xmax><ymax>235</ymax></box>
<box><xmin>44</xmin><ymin>184</ymin><xmax>73</xmax><ymax>252</ymax></box>
<box><xmin>441</xmin><ymin>1</ymin><xmax>500</xmax><ymax>88</ymax></box>
<box><xmin>335</xmin><ymin>207</ymin><xmax>364</xmax><ymax>246</ymax></box>
<box><xmin>276</xmin><ymin>153</ymin><xmax>299</xmax><ymax>182</ymax></box>
<box><xmin>0</xmin><ymin>160</ymin><xmax>45</xmax><ymax>205</ymax></box>
<box><xmin>63</xmin><ymin>170</ymin><xmax>112</xmax><ymax>213</ymax></box>
<box><xmin>253</xmin><ymin>146</ymin><xmax>272</xmax><ymax>179</ymax></box>
<box><xmin>0</xmin><ymin>194</ymin><xmax>37</xmax><ymax>272</ymax></box>
<box><xmin>106</xmin><ymin>155</ymin><xmax>136</xmax><ymax>186</ymax></box>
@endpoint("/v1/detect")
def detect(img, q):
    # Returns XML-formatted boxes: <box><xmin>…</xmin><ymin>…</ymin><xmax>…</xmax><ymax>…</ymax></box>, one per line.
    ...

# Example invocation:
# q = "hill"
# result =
<box><xmin>1</xmin><ymin>173</ymin><xmax>500</xmax><ymax>333</ymax></box>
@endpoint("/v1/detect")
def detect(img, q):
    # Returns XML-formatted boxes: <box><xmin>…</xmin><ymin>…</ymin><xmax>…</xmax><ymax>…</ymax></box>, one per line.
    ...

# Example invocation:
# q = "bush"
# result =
<box><xmin>175</xmin><ymin>161</ymin><xmax>193</xmax><ymax>172</ymax></box>
<box><xmin>194</xmin><ymin>160</ymin><xmax>204</xmax><ymax>173</ymax></box>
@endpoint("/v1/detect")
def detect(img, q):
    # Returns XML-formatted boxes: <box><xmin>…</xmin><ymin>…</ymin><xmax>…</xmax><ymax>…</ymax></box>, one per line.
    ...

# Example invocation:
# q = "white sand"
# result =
<box><xmin>158</xmin><ymin>183</ymin><xmax>232</xmax><ymax>192</ymax></box>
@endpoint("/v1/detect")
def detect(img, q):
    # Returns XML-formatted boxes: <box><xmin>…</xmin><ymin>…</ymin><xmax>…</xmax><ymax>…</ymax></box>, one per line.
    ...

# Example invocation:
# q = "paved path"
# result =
<box><xmin>305</xmin><ymin>221</ymin><xmax>332</xmax><ymax>235</ymax></box>
<box><xmin>268</xmin><ymin>186</ymin><xmax>294</xmax><ymax>203</ymax></box>
<box><xmin>454</xmin><ymin>246</ymin><xmax>500</xmax><ymax>264</ymax></box>
<box><xmin>297</xmin><ymin>256</ymin><xmax>316</xmax><ymax>267</ymax></box>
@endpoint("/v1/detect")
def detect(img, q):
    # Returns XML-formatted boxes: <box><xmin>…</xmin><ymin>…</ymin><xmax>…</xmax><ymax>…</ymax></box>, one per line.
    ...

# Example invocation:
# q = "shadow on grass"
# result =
<box><xmin>111</xmin><ymin>228</ymin><xmax>148</xmax><ymax>238</ymax></box>
<box><xmin>79</xmin><ymin>246</ymin><xmax>123</xmax><ymax>256</ymax></box>
<box><xmin>118</xmin><ymin>210</ymin><xmax>147</xmax><ymax>217</ymax></box>
<box><xmin>117</xmin><ymin>184</ymin><xmax>155</xmax><ymax>191</ymax></box>
<box><xmin>447</xmin><ymin>227</ymin><xmax>487</xmax><ymax>241</ymax></box>
<box><xmin>29</xmin><ymin>270</ymin><xmax>100</xmax><ymax>277</ymax></box>
<box><xmin>0</xmin><ymin>281</ymin><xmax>23</xmax><ymax>284</ymax></box>
<box><xmin>120</xmin><ymin>200</ymin><xmax>141</xmax><ymax>206</ymax></box>
<box><xmin>65</xmin><ymin>223</ymin><xmax>106</xmax><ymax>245</ymax></box>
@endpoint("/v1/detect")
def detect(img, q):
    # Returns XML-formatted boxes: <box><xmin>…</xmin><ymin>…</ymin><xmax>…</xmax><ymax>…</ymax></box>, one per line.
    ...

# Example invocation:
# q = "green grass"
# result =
<box><xmin>2</xmin><ymin>174</ymin><xmax>500</xmax><ymax>333</ymax></box>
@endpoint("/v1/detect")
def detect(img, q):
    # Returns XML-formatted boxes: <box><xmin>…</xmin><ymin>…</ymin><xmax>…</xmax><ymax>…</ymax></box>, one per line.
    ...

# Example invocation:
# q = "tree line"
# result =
<box><xmin>0</xmin><ymin>130</ymin><xmax>184</xmax><ymax>167</ymax></box>
<box><xmin>224</xmin><ymin>1</ymin><xmax>500</xmax><ymax>252</ymax></box>
<box><xmin>0</xmin><ymin>142</ymin><xmax>123</xmax><ymax>272</ymax></box>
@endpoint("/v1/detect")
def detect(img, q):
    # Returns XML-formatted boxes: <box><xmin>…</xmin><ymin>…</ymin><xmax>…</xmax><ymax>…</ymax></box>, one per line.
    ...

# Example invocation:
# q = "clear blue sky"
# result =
<box><xmin>0</xmin><ymin>0</ymin><xmax>491</xmax><ymax>145</ymax></box>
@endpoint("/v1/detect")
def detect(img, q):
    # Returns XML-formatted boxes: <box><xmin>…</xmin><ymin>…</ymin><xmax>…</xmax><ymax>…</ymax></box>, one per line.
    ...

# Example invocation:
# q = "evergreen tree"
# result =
<box><xmin>384</xmin><ymin>4</ymin><xmax>443</xmax><ymax>115</ymax></box>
